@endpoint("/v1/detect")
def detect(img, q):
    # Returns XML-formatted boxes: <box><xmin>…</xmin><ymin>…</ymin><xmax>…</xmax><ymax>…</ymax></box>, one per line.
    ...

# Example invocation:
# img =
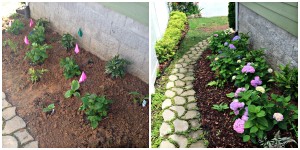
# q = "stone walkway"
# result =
<box><xmin>2</xmin><ymin>92</ymin><xmax>39</xmax><ymax>148</ymax></box>
<box><xmin>159</xmin><ymin>40</ymin><xmax>208</xmax><ymax>148</ymax></box>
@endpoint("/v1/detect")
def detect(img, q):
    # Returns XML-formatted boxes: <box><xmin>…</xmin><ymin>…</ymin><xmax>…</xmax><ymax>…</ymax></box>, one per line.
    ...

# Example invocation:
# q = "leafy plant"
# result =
<box><xmin>271</xmin><ymin>63</ymin><xmax>298</xmax><ymax>100</ymax></box>
<box><xmin>79</xmin><ymin>93</ymin><xmax>112</xmax><ymax>129</ymax></box>
<box><xmin>28</xmin><ymin>25</ymin><xmax>45</xmax><ymax>45</ymax></box>
<box><xmin>35</xmin><ymin>18</ymin><xmax>50</xmax><ymax>28</ymax></box>
<box><xmin>6</xmin><ymin>19</ymin><xmax>24</xmax><ymax>35</ymax></box>
<box><xmin>129</xmin><ymin>91</ymin><xmax>148</xmax><ymax>105</ymax></box>
<box><xmin>25</xmin><ymin>43</ymin><xmax>51</xmax><ymax>64</ymax></box>
<box><xmin>61</xmin><ymin>33</ymin><xmax>76</xmax><ymax>51</ymax></box>
<box><xmin>212</xmin><ymin>103</ymin><xmax>229</xmax><ymax>111</ymax></box>
<box><xmin>3</xmin><ymin>39</ymin><xmax>18</xmax><ymax>54</ymax></box>
<box><xmin>28</xmin><ymin>68</ymin><xmax>48</xmax><ymax>83</ymax></box>
<box><xmin>43</xmin><ymin>103</ymin><xmax>55</xmax><ymax>112</ymax></box>
<box><xmin>60</xmin><ymin>57</ymin><xmax>81</xmax><ymax>79</ymax></box>
<box><xmin>259</xmin><ymin>131</ymin><xmax>297</xmax><ymax>148</ymax></box>
<box><xmin>64</xmin><ymin>80</ymin><xmax>80</xmax><ymax>98</ymax></box>
<box><xmin>105</xmin><ymin>55</ymin><xmax>130</xmax><ymax>78</ymax></box>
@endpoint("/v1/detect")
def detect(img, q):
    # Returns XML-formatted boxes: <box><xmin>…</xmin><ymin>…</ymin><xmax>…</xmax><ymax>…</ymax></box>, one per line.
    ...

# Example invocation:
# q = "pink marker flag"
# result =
<box><xmin>8</xmin><ymin>20</ymin><xmax>12</xmax><ymax>27</ymax></box>
<box><xmin>29</xmin><ymin>19</ymin><xmax>34</xmax><ymax>27</ymax></box>
<box><xmin>74</xmin><ymin>43</ymin><xmax>80</xmax><ymax>54</ymax></box>
<box><xmin>24</xmin><ymin>36</ymin><xmax>29</xmax><ymax>45</ymax></box>
<box><xmin>79</xmin><ymin>71</ymin><xmax>87</xmax><ymax>83</ymax></box>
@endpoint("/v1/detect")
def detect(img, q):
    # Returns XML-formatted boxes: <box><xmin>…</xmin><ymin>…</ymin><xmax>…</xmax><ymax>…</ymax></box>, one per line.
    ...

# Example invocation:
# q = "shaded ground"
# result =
<box><xmin>2</xmin><ymin>16</ymin><xmax>149</xmax><ymax>148</ymax></box>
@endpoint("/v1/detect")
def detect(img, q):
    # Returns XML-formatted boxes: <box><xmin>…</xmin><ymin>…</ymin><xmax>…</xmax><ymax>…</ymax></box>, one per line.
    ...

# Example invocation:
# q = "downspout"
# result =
<box><xmin>235</xmin><ymin>2</ymin><xmax>239</xmax><ymax>32</ymax></box>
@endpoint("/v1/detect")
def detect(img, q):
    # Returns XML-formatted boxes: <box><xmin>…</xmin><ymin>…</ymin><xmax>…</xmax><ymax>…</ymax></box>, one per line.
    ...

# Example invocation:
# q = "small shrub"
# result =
<box><xmin>105</xmin><ymin>55</ymin><xmax>130</xmax><ymax>78</ymax></box>
<box><xmin>35</xmin><ymin>18</ymin><xmax>50</xmax><ymax>28</ymax></box>
<box><xmin>6</xmin><ymin>19</ymin><xmax>24</xmax><ymax>35</ymax></box>
<box><xmin>43</xmin><ymin>103</ymin><xmax>55</xmax><ymax>113</ymax></box>
<box><xmin>212</xmin><ymin>103</ymin><xmax>229</xmax><ymax>111</ymax></box>
<box><xmin>25</xmin><ymin>43</ymin><xmax>51</xmax><ymax>64</ymax></box>
<box><xmin>60</xmin><ymin>57</ymin><xmax>81</xmax><ymax>79</ymax></box>
<box><xmin>79</xmin><ymin>93</ymin><xmax>112</xmax><ymax>129</ymax></box>
<box><xmin>61</xmin><ymin>33</ymin><xmax>75</xmax><ymax>51</ymax></box>
<box><xmin>129</xmin><ymin>91</ymin><xmax>148</xmax><ymax>105</ymax></box>
<box><xmin>28</xmin><ymin>68</ymin><xmax>48</xmax><ymax>83</ymax></box>
<box><xmin>3</xmin><ymin>39</ymin><xmax>18</xmax><ymax>54</ymax></box>
<box><xmin>28</xmin><ymin>26</ymin><xmax>45</xmax><ymax>45</ymax></box>
<box><xmin>259</xmin><ymin>131</ymin><xmax>297</xmax><ymax>148</ymax></box>
<box><xmin>64</xmin><ymin>80</ymin><xmax>80</xmax><ymax>98</ymax></box>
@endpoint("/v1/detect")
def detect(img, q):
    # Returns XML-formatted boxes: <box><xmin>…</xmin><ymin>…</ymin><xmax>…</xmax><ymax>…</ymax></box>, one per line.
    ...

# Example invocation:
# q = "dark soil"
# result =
<box><xmin>193</xmin><ymin>50</ymin><xmax>297</xmax><ymax>148</ymax></box>
<box><xmin>2</xmin><ymin>16</ymin><xmax>149</xmax><ymax>148</ymax></box>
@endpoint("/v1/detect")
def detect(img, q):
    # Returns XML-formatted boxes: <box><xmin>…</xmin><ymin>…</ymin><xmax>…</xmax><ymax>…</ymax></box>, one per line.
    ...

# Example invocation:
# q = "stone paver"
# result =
<box><xmin>158</xmin><ymin>40</ymin><xmax>208</xmax><ymax>148</ymax></box>
<box><xmin>2</xmin><ymin>92</ymin><xmax>38</xmax><ymax>148</ymax></box>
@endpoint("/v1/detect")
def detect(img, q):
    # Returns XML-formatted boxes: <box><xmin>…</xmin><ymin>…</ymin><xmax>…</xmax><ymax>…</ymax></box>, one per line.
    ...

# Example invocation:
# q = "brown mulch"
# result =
<box><xmin>2</xmin><ymin>16</ymin><xmax>148</xmax><ymax>148</ymax></box>
<box><xmin>193</xmin><ymin>50</ymin><xmax>298</xmax><ymax>148</ymax></box>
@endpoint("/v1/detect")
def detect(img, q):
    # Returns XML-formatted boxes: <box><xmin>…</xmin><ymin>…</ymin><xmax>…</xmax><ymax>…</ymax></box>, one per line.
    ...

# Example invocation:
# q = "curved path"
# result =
<box><xmin>2</xmin><ymin>92</ymin><xmax>39</xmax><ymax>148</ymax></box>
<box><xmin>159</xmin><ymin>40</ymin><xmax>208</xmax><ymax>148</ymax></box>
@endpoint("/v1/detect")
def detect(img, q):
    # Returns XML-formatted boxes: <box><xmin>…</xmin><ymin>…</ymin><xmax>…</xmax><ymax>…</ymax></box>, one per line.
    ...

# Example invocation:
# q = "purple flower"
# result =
<box><xmin>233</xmin><ymin>118</ymin><xmax>245</xmax><ymax>133</ymax></box>
<box><xmin>250</xmin><ymin>76</ymin><xmax>262</xmax><ymax>87</ymax></box>
<box><xmin>214</xmin><ymin>34</ymin><xmax>218</xmax><ymax>37</ymax></box>
<box><xmin>241</xmin><ymin>107</ymin><xmax>249</xmax><ymax>121</ymax></box>
<box><xmin>232</xmin><ymin>35</ymin><xmax>240</xmax><ymax>41</ymax></box>
<box><xmin>234</xmin><ymin>110</ymin><xmax>240</xmax><ymax>115</ymax></box>
<box><xmin>224</xmin><ymin>42</ymin><xmax>228</xmax><ymax>46</ymax></box>
<box><xmin>241</xmin><ymin>115</ymin><xmax>249</xmax><ymax>121</ymax></box>
<box><xmin>242</xmin><ymin>63</ymin><xmax>255</xmax><ymax>73</ymax></box>
<box><xmin>229</xmin><ymin>44</ymin><xmax>236</xmax><ymax>49</ymax></box>
<box><xmin>230</xmin><ymin>99</ymin><xmax>245</xmax><ymax>116</ymax></box>
<box><xmin>234</xmin><ymin>88</ymin><xmax>246</xmax><ymax>98</ymax></box>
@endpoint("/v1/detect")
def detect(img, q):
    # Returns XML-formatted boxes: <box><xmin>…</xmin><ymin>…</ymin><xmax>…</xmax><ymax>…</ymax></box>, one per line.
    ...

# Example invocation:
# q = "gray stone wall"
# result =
<box><xmin>29</xmin><ymin>2</ymin><xmax>149</xmax><ymax>83</ymax></box>
<box><xmin>238</xmin><ymin>4</ymin><xmax>298</xmax><ymax>68</ymax></box>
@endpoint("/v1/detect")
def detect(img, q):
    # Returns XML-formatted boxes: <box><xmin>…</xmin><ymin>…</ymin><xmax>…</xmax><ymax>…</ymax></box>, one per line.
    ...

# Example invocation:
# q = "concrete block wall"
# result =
<box><xmin>29</xmin><ymin>2</ymin><xmax>149</xmax><ymax>83</ymax></box>
<box><xmin>238</xmin><ymin>4</ymin><xmax>298</xmax><ymax>69</ymax></box>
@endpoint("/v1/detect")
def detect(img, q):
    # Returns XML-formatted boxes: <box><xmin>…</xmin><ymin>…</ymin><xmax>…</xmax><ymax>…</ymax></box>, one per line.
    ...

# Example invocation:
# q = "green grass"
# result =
<box><xmin>151</xmin><ymin>16</ymin><xmax>228</xmax><ymax>148</ymax></box>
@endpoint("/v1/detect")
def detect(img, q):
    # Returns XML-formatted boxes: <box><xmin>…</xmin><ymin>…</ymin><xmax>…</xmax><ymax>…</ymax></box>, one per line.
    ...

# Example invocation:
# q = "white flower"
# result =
<box><xmin>273</xmin><ymin>113</ymin><xmax>284</xmax><ymax>121</ymax></box>
<box><xmin>215</xmin><ymin>57</ymin><xmax>219</xmax><ymax>61</ymax></box>
<box><xmin>237</xmin><ymin>60</ymin><xmax>241</xmax><ymax>63</ymax></box>
<box><xmin>268</xmin><ymin>68</ymin><xmax>273</xmax><ymax>73</ymax></box>
<box><xmin>232</xmin><ymin>76</ymin><xmax>236</xmax><ymax>80</ymax></box>
<box><xmin>256</xmin><ymin>86</ymin><xmax>265</xmax><ymax>93</ymax></box>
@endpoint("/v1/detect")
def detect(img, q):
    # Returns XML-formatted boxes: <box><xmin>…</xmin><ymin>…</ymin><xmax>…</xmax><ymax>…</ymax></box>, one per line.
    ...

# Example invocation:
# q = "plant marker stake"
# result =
<box><xmin>29</xmin><ymin>18</ymin><xmax>34</xmax><ymax>27</ymax></box>
<box><xmin>74</xmin><ymin>43</ymin><xmax>80</xmax><ymax>54</ymax></box>
<box><xmin>24</xmin><ymin>36</ymin><xmax>29</xmax><ymax>45</ymax></box>
<box><xmin>79</xmin><ymin>71</ymin><xmax>87</xmax><ymax>83</ymax></box>
<box><xmin>8</xmin><ymin>20</ymin><xmax>12</xmax><ymax>27</ymax></box>
<box><xmin>142</xmin><ymin>99</ymin><xmax>147</xmax><ymax>107</ymax></box>
<box><xmin>78</xmin><ymin>28</ymin><xmax>83</xmax><ymax>38</ymax></box>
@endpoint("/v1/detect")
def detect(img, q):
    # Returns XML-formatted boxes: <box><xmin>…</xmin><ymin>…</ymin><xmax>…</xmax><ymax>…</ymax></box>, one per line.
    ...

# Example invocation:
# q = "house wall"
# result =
<box><xmin>150</xmin><ymin>2</ymin><xmax>170</xmax><ymax>94</ymax></box>
<box><xmin>238</xmin><ymin>3</ymin><xmax>298</xmax><ymax>68</ymax></box>
<box><xmin>29</xmin><ymin>2</ymin><xmax>149</xmax><ymax>83</ymax></box>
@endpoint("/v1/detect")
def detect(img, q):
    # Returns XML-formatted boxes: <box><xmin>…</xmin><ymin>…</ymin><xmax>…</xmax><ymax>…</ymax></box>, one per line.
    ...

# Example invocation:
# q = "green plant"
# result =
<box><xmin>28</xmin><ymin>26</ymin><xmax>46</xmax><ymax>45</ymax></box>
<box><xmin>35</xmin><ymin>18</ymin><xmax>50</xmax><ymax>28</ymax></box>
<box><xmin>271</xmin><ymin>63</ymin><xmax>298</xmax><ymax>100</ymax></box>
<box><xmin>43</xmin><ymin>103</ymin><xmax>55</xmax><ymax>112</ymax></box>
<box><xmin>212</xmin><ymin>103</ymin><xmax>229</xmax><ymax>111</ymax></box>
<box><xmin>64</xmin><ymin>80</ymin><xmax>80</xmax><ymax>98</ymax></box>
<box><xmin>129</xmin><ymin>91</ymin><xmax>147</xmax><ymax>105</ymax></box>
<box><xmin>61</xmin><ymin>33</ymin><xmax>76</xmax><ymax>51</ymax></box>
<box><xmin>105</xmin><ymin>55</ymin><xmax>130</xmax><ymax>78</ymax></box>
<box><xmin>60</xmin><ymin>57</ymin><xmax>81</xmax><ymax>79</ymax></box>
<box><xmin>259</xmin><ymin>131</ymin><xmax>297</xmax><ymax>148</ymax></box>
<box><xmin>168</xmin><ymin>2</ymin><xmax>201</xmax><ymax>16</ymax></box>
<box><xmin>6</xmin><ymin>19</ymin><xmax>24</xmax><ymax>35</ymax></box>
<box><xmin>28</xmin><ymin>68</ymin><xmax>48</xmax><ymax>83</ymax></box>
<box><xmin>228</xmin><ymin>2</ymin><xmax>235</xmax><ymax>29</ymax></box>
<box><xmin>4</xmin><ymin>39</ymin><xmax>18</xmax><ymax>54</ymax></box>
<box><xmin>25</xmin><ymin>43</ymin><xmax>51</xmax><ymax>64</ymax></box>
<box><xmin>79</xmin><ymin>93</ymin><xmax>112</xmax><ymax>129</ymax></box>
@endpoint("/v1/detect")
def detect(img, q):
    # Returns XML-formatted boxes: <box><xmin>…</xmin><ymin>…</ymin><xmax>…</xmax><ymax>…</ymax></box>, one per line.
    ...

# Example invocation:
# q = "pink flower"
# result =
<box><xmin>234</xmin><ymin>87</ymin><xmax>246</xmax><ymax>98</ymax></box>
<box><xmin>233</xmin><ymin>118</ymin><xmax>245</xmax><ymax>133</ymax></box>
<box><xmin>29</xmin><ymin>19</ymin><xmax>34</xmax><ymax>27</ymax></box>
<box><xmin>250</xmin><ymin>76</ymin><xmax>262</xmax><ymax>87</ymax></box>
<box><xmin>273</xmin><ymin>113</ymin><xmax>284</xmax><ymax>122</ymax></box>
<box><xmin>242</xmin><ymin>63</ymin><xmax>255</xmax><ymax>73</ymax></box>
<box><xmin>8</xmin><ymin>20</ymin><xmax>12</xmax><ymax>27</ymax></box>
<box><xmin>24</xmin><ymin>36</ymin><xmax>29</xmax><ymax>45</ymax></box>
<box><xmin>214</xmin><ymin>34</ymin><xmax>218</xmax><ymax>37</ymax></box>
<box><xmin>79</xmin><ymin>71</ymin><xmax>86</xmax><ymax>83</ymax></box>
<box><xmin>74</xmin><ymin>43</ymin><xmax>80</xmax><ymax>54</ymax></box>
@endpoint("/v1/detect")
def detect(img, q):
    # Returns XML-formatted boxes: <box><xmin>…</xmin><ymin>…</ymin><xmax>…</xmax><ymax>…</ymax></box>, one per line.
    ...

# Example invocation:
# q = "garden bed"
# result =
<box><xmin>193</xmin><ymin>50</ymin><xmax>297</xmax><ymax>148</ymax></box>
<box><xmin>2</xmin><ymin>16</ymin><xmax>149</xmax><ymax>148</ymax></box>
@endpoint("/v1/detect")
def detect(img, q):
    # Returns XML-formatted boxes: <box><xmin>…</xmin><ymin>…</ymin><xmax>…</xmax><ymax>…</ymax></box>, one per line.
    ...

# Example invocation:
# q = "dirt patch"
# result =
<box><xmin>193</xmin><ymin>50</ymin><xmax>297</xmax><ymax>148</ymax></box>
<box><xmin>2</xmin><ymin>16</ymin><xmax>149</xmax><ymax>148</ymax></box>
<box><xmin>198</xmin><ymin>24</ymin><xmax>229</xmax><ymax>33</ymax></box>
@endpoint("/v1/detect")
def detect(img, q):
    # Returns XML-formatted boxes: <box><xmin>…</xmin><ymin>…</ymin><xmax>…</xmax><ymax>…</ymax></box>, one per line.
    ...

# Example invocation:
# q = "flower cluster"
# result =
<box><xmin>229</xmin><ymin>44</ymin><xmax>236</xmax><ymax>49</ymax></box>
<box><xmin>230</xmin><ymin>99</ymin><xmax>244</xmax><ymax>115</ymax></box>
<box><xmin>235</xmin><ymin>87</ymin><xmax>246</xmax><ymax>97</ymax></box>
<box><xmin>255</xmin><ymin>86</ymin><xmax>265</xmax><ymax>93</ymax></box>
<box><xmin>232</xmin><ymin>35</ymin><xmax>240</xmax><ymax>41</ymax></box>
<box><xmin>250</xmin><ymin>76</ymin><xmax>262</xmax><ymax>87</ymax></box>
<box><xmin>242</xmin><ymin>63</ymin><xmax>255</xmax><ymax>73</ymax></box>
<box><xmin>273</xmin><ymin>113</ymin><xmax>284</xmax><ymax>122</ymax></box>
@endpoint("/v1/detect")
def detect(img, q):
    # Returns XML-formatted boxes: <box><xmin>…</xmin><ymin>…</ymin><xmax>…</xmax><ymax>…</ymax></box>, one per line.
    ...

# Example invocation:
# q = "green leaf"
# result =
<box><xmin>256</xmin><ymin>110</ymin><xmax>266</xmax><ymax>117</ymax></box>
<box><xmin>255</xmin><ymin>106</ymin><xmax>261</xmax><ymax>113</ymax></box>
<box><xmin>257</xmin><ymin>130</ymin><xmax>264</xmax><ymax>139</ymax></box>
<box><xmin>71</xmin><ymin>80</ymin><xmax>80</xmax><ymax>91</ymax></box>
<box><xmin>278</xmin><ymin>121</ymin><xmax>287</xmax><ymax>130</ymax></box>
<box><xmin>248</xmin><ymin>105</ymin><xmax>256</xmax><ymax>113</ymax></box>
<box><xmin>250</xmin><ymin>126</ymin><xmax>258</xmax><ymax>133</ymax></box>
<box><xmin>243</xmin><ymin>135</ymin><xmax>250</xmax><ymax>142</ymax></box>
<box><xmin>73</xmin><ymin>92</ymin><xmax>80</xmax><ymax>98</ymax></box>
<box><xmin>207</xmin><ymin>81</ymin><xmax>217</xmax><ymax>86</ymax></box>
<box><xmin>244</xmin><ymin>120</ymin><xmax>253</xmax><ymax>128</ymax></box>
<box><xmin>226</xmin><ymin>93</ymin><xmax>235</xmax><ymax>98</ymax></box>
<box><xmin>64</xmin><ymin>90</ymin><xmax>73</xmax><ymax>98</ymax></box>
<box><xmin>91</xmin><ymin>121</ymin><xmax>98</xmax><ymax>129</ymax></box>
<box><xmin>257</xmin><ymin>117</ymin><xmax>268</xmax><ymax>127</ymax></box>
